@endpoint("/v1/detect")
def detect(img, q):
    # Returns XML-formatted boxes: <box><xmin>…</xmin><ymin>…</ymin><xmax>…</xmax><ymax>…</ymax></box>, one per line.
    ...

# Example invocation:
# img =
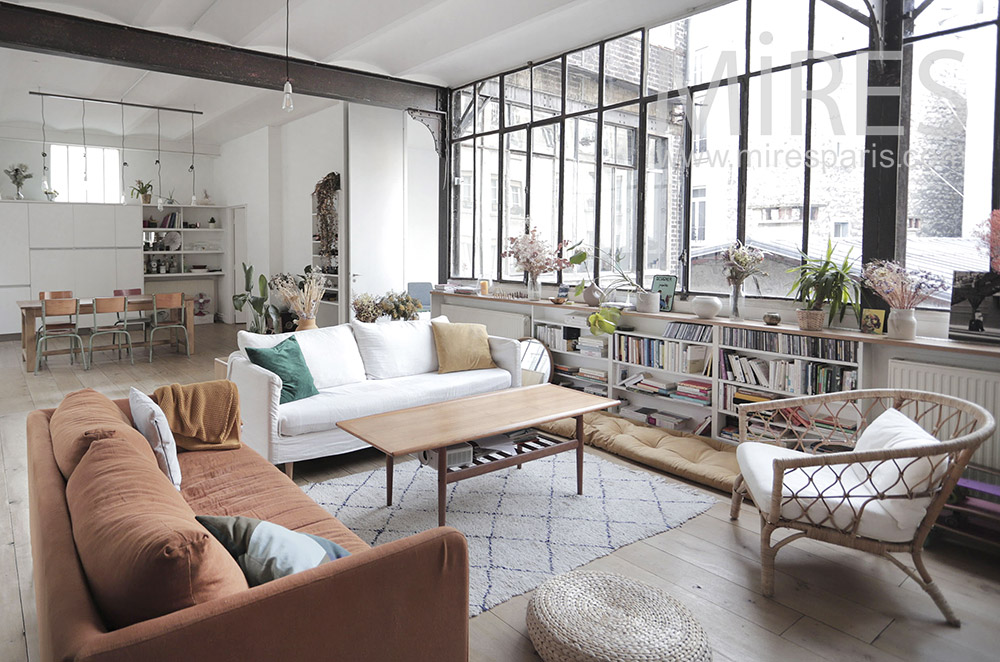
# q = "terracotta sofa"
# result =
<box><xmin>27</xmin><ymin>397</ymin><xmax>470</xmax><ymax>662</ymax></box>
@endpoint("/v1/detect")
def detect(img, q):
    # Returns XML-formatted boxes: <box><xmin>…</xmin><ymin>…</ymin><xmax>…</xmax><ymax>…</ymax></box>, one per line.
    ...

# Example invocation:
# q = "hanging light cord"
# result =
<box><xmin>285</xmin><ymin>0</ymin><xmax>290</xmax><ymax>82</ymax></box>
<box><xmin>81</xmin><ymin>100</ymin><xmax>87</xmax><ymax>183</ymax></box>
<box><xmin>190</xmin><ymin>113</ymin><xmax>196</xmax><ymax>201</ymax></box>
<box><xmin>156</xmin><ymin>109</ymin><xmax>162</xmax><ymax>196</ymax></box>
<box><xmin>121</xmin><ymin>103</ymin><xmax>128</xmax><ymax>195</ymax></box>
<box><xmin>40</xmin><ymin>95</ymin><xmax>47</xmax><ymax>176</ymax></box>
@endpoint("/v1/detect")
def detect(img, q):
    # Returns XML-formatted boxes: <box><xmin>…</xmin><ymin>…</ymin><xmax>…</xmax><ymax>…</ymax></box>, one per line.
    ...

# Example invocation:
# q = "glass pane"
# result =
<box><xmin>648</xmin><ymin>0</ymin><xmax>746</xmax><ymax>94</ymax></box>
<box><xmin>50</xmin><ymin>144</ymin><xmax>68</xmax><ymax>203</ymax></box>
<box><xmin>476</xmin><ymin>77</ymin><xmax>500</xmax><ymax>133</ymax></box>
<box><xmin>562</xmin><ymin>114</ymin><xmax>598</xmax><ymax>285</ymax></box>
<box><xmin>476</xmin><ymin>135</ymin><xmax>500</xmax><ymax>279</ymax></box>
<box><xmin>746</xmin><ymin>69</ymin><xmax>807</xmax><ymax>297</ymax></box>
<box><xmin>451</xmin><ymin>141</ymin><xmax>474</xmax><ymax>277</ymax></box>
<box><xmin>904</xmin><ymin>26</ymin><xmax>997</xmax><ymax>308</ymax></box>
<box><xmin>452</xmin><ymin>86</ymin><xmax>474</xmax><ymax>138</ymax></box>
<box><xmin>688</xmin><ymin>85</ymin><xmax>740</xmax><ymax>293</ymax></box>
<box><xmin>808</xmin><ymin>56</ymin><xmax>866</xmax><ymax>261</ymax></box>
<box><xmin>814</xmin><ymin>0</ymin><xmax>870</xmax><ymax>55</ymax></box>
<box><xmin>600</xmin><ymin>104</ymin><xmax>640</xmax><ymax>285</ymax></box>
<box><xmin>502</xmin><ymin>129</ymin><xmax>528</xmax><ymax>280</ymax></box>
<box><xmin>749</xmin><ymin>0</ymin><xmax>809</xmax><ymax>71</ymax></box>
<box><xmin>604</xmin><ymin>32</ymin><xmax>642</xmax><ymax>106</ymax></box>
<box><xmin>530</xmin><ymin>125</ymin><xmax>561</xmax><ymax>274</ymax></box>
<box><xmin>907</xmin><ymin>0</ymin><xmax>998</xmax><ymax>37</ymax></box>
<box><xmin>566</xmin><ymin>45</ymin><xmax>600</xmax><ymax>114</ymax></box>
<box><xmin>533</xmin><ymin>59</ymin><xmax>562</xmax><ymax>121</ymax></box>
<box><xmin>103</xmin><ymin>147</ymin><xmax>121</xmax><ymax>204</ymax></box>
<box><xmin>644</xmin><ymin>98</ymin><xmax>687</xmax><ymax>289</ymax></box>
<box><xmin>504</xmin><ymin>68</ymin><xmax>531</xmax><ymax>127</ymax></box>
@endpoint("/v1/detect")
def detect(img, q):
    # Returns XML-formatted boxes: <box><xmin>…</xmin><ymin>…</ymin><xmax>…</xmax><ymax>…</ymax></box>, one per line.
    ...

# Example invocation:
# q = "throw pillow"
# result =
<box><xmin>431</xmin><ymin>320</ymin><xmax>497</xmax><ymax>374</ymax></box>
<box><xmin>196</xmin><ymin>515</ymin><xmax>351</xmax><ymax>586</ymax></box>
<box><xmin>244</xmin><ymin>336</ymin><xmax>319</xmax><ymax>404</ymax></box>
<box><xmin>49</xmin><ymin>387</ymin><xmax>134</xmax><ymax>479</ymax></box>
<box><xmin>129</xmin><ymin>387</ymin><xmax>183</xmax><ymax>490</ymax></box>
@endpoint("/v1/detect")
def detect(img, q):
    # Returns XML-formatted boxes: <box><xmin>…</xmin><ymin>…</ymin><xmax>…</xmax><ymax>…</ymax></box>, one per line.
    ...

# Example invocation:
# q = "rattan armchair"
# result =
<box><xmin>729</xmin><ymin>389</ymin><xmax>994</xmax><ymax>627</ymax></box>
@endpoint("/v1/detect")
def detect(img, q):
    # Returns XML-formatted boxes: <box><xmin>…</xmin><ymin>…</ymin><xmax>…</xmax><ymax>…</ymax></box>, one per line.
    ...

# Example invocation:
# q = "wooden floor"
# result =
<box><xmin>1</xmin><ymin>323</ymin><xmax>999</xmax><ymax>661</ymax></box>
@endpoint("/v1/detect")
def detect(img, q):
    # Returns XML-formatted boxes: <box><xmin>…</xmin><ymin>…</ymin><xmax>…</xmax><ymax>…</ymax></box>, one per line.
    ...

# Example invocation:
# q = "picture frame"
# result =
<box><xmin>650</xmin><ymin>274</ymin><xmax>678</xmax><ymax>312</ymax></box>
<box><xmin>948</xmin><ymin>271</ymin><xmax>1000</xmax><ymax>344</ymax></box>
<box><xmin>860</xmin><ymin>308</ymin><xmax>885</xmax><ymax>335</ymax></box>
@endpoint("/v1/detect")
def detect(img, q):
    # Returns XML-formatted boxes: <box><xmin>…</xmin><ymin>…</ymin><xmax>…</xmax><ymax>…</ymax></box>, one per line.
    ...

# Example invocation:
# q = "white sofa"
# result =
<box><xmin>227</xmin><ymin>317</ymin><xmax>521</xmax><ymax>472</ymax></box>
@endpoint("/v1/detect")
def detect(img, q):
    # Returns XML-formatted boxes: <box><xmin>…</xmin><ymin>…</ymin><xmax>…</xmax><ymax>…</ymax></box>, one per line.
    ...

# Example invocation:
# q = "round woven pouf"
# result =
<box><xmin>526</xmin><ymin>571</ymin><xmax>711</xmax><ymax>662</ymax></box>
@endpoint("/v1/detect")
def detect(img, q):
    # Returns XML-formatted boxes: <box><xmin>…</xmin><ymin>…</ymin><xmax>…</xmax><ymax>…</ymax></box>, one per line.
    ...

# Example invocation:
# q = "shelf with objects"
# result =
<box><xmin>311</xmin><ymin>172</ymin><xmax>344</xmax><ymax>325</ymax></box>
<box><xmin>141</xmin><ymin>203</ymin><xmax>236</xmax><ymax>324</ymax></box>
<box><xmin>533</xmin><ymin>311</ymin><xmax>610</xmax><ymax>398</ymax></box>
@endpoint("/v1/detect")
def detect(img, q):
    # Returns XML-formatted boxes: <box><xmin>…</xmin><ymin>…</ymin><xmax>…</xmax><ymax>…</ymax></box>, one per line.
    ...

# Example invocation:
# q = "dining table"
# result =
<box><xmin>17</xmin><ymin>295</ymin><xmax>196</xmax><ymax>370</ymax></box>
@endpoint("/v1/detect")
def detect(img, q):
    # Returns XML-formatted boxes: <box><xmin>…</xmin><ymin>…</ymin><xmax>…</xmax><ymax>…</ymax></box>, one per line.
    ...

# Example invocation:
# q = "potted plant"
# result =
<box><xmin>352</xmin><ymin>293</ymin><xmax>383</xmax><ymax>323</ymax></box>
<box><xmin>130</xmin><ymin>180</ymin><xmax>154</xmax><ymax>204</ymax></box>
<box><xmin>233</xmin><ymin>262</ymin><xmax>279</xmax><ymax>333</ymax></box>
<box><xmin>861</xmin><ymin>260</ymin><xmax>947</xmax><ymax>340</ymax></box>
<box><xmin>569</xmin><ymin>246</ymin><xmax>653</xmax><ymax>334</ymax></box>
<box><xmin>269</xmin><ymin>267</ymin><xmax>326</xmax><ymax>330</ymax></box>
<box><xmin>787</xmin><ymin>240</ymin><xmax>861</xmax><ymax>331</ymax></box>
<box><xmin>501</xmin><ymin>225</ymin><xmax>570</xmax><ymax>300</ymax></box>
<box><xmin>379</xmin><ymin>290</ymin><xmax>423</xmax><ymax>321</ymax></box>
<box><xmin>722</xmin><ymin>242</ymin><xmax>767</xmax><ymax>320</ymax></box>
<box><xmin>43</xmin><ymin>186</ymin><xmax>59</xmax><ymax>202</ymax></box>
<box><xmin>4</xmin><ymin>163</ymin><xmax>32</xmax><ymax>199</ymax></box>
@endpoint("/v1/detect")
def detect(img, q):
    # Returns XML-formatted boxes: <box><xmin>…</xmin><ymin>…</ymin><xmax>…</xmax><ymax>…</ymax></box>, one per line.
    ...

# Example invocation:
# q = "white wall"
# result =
<box><xmin>405</xmin><ymin>114</ymin><xmax>440</xmax><ymax>286</ymax></box>
<box><xmin>216</xmin><ymin>127</ymin><xmax>272</xmax><ymax>278</ymax></box>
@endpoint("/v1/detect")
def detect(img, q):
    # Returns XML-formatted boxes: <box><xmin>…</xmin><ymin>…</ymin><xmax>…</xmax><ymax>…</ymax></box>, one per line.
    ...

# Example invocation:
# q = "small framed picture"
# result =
<box><xmin>650</xmin><ymin>274</ymin><xmax>678</xmax><ymax>312</ymax></box>
<box><xmin>860</xmin><ymin>308</ymin><xmax>885</xmax><ymax>335</ymax></box>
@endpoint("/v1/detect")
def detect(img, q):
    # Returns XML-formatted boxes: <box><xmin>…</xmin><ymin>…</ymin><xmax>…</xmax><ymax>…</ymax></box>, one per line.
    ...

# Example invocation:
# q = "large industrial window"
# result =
<box><xmin>48</xmin><ymin>144</ymin><xmax>121</xmax><ymax>204</ymax></box>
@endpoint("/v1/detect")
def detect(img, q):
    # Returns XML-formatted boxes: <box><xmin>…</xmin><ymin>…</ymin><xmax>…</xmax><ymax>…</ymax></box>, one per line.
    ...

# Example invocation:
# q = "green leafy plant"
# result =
<box><xmin>787</xmin><ymin>240</ymin><xmax>861</xmax><ymax>325</ymax></box>
<box><xmin>352</xmin><ymin>293</ymin><xmax>382</xmax><ymax>323</ymax></box>
<box><xmin>568</xmin><ymin>246</ymin><xmax>645</xmax><ymax>335</ymax></box>
<box><xmin>379</xmin><ymin>290</ymin><xmax>423</xmax><ymax>321</ymax></box>
<box><xmin>129</xmin><ymin>180</ymin><xmax>153</xmax><ymax>198</ymax></box>
<box><xmin>233</xmin><ymin>262</ymin><xmax>279</xmax><ymax>333</ymax></box>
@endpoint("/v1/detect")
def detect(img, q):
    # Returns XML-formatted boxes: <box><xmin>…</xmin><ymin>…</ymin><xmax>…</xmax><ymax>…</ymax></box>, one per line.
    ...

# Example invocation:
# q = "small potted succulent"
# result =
<box><xmin>787</xmin><ymin>240</ymin><xmax>861</xmax><ymax>330</ymax></box>
<box><xmin>130</xmin><ymin>180</ymin><xmax>154</xmax><ymax>204</ymax></box>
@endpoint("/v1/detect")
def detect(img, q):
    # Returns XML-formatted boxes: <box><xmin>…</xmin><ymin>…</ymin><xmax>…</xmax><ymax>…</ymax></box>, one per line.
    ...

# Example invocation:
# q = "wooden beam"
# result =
<box><xmin>0</xmin><ymin>1</ymin><xmax>443</xmax><ymax>112</ymax></box>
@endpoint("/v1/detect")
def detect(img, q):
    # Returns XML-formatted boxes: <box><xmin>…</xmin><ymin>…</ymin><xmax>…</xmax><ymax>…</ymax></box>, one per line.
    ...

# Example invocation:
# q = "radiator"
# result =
<box><xmin>888</xmin><ymin>359</ymin><xmax>1000</xmax><ymax>472</ymax></box>
<box><xmin>439</xmin><ymin>304</ymin><xmax>529</xmax><ymax>339</ymax></box>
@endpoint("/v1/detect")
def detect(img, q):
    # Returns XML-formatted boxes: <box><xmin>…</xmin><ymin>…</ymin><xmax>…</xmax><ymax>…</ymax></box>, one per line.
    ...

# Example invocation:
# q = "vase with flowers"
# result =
<box><xmin>721</xmin><ymin>241</ymin><xmax>767</xmax><ymax>320</ymax></box>
<box><xmin>501</xmin><ymin>225</ymin><xmax>570</xmax><ymax>300</ymax></box>
<box><xmin>861</xmin><ymin>260</ymin><xmax>947</xmax><ymax>340</ymax></box>
<box><xmin>4</xmin><ymin>163</ymin><xmax>32</xmax><ymax>199</ymax></box>
<box><xmin>269</xmin><ymin>267</ymin><xmax>326</xmax><ymax>330</ymax></box>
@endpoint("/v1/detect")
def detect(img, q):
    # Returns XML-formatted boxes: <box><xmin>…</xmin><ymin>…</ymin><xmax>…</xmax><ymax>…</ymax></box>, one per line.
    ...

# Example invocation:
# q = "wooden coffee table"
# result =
<box><xmin>337</xmin><ymin>384</ymin><xmax>619</xmax><ymax>526</ymax></box>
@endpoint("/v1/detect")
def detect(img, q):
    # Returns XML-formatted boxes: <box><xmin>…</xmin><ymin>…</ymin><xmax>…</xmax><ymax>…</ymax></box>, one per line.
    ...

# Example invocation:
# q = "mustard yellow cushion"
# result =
<box><xmin>431</xmin><ymin>321</ymin><xmax>497</xmax><ymax>374</ymax></box>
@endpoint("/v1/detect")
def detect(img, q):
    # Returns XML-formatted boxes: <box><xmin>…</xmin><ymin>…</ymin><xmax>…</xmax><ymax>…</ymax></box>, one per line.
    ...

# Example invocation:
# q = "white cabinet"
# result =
<box><xmin>28</xmin><ymin>204</ymin><xmax>74</xmax><ymax>248</ymax></box>
<box><xmin>116</xmin><ymin>248</ymin><xmax>143</xmax><ymax>290</ymax></box>
<box><xmin>0</xmin><ymin>203</ymin><xmax>30</xmax><ymax>285</ymax></box>
<box><xmin>115</xmin><ymin>205</ymin><xmax>141</xmax><ymax>247</ymax></box>
<box><xmin>72</xmin><ymin>249</ymin><xmax>118</xmax><ymax>299</ymax></box>
<box><xmin>29</xmin><ymin>249</ymin><xmax>76</xmax><ymax>296</ymax></box>
<box><xmin>0</xmin><ymin>286</ymin><xmax>30</xmax><ymax>334</ymax></box>
<box><xmin>73</xmin><ymin>205</ymin><xmax>116</xmax><ymax>247</ymax></box>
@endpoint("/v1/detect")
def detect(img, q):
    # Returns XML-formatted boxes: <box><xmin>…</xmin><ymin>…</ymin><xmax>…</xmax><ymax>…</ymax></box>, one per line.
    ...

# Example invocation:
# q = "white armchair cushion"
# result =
<box><xmin>350</xmin><ymin>316</ymin><xmax>449</xmax><ymax>380</ymax></box>
<box><xmin>238</xmin><ymin>325</ymin><xmax>366</xmax><ymax>389</ymax></box>
<box><xmin>853</xmin><ymin>407</ymin><xmax>947</xmax><ymax>495</ymax></box>
<box><xmin>737</xmin><ymin>442</ymin><xmax>926</xmax><ymax>543</ymax></box>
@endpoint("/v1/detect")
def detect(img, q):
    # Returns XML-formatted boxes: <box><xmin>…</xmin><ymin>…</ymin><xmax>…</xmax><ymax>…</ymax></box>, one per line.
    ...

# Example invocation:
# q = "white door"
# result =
<box><xmin>233</xmin><ymin>206</ymin><xmax>248</xmax><ymax>324</ymax></box>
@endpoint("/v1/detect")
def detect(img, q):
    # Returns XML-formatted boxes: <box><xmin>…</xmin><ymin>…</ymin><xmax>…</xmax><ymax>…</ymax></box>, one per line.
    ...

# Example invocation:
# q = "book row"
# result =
<box><xmin>721</xmin><ymin>327</ymin><xmax>858</xmax><ymax>363</ymax></box>
<box><xmin>719</xmin><ymin>350</ymin><xmax>858</xmax><ymax>395</ymax></box>
<box><xmin>615</xmin><ymin>334</ymin><xmax>710</xmax><ymax>375</ymax></box>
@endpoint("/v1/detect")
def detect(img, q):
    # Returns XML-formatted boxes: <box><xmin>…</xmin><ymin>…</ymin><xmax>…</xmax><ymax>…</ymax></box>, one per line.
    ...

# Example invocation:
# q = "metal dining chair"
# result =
<box><xmin>88</xmin><ymin>296</ymin><xmax>135</xmax><ymax>368</ymax></box>
<box><xmin>145</xmin><ymin>292</ymin><xmax>189</xmax><ymax>362</ymax></box>
<box><xmin>35</xmin><ymin>297</ymin><xmax>86</xmax><ymax>373</ymax></box>
<box><xmin>113</xmin><ymin>288</ymin><xmax>147</xmax><ymax>334</ymax></box>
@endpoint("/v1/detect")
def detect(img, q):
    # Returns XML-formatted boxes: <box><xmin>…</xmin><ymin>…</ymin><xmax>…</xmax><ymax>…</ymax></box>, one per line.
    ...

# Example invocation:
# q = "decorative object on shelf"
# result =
<box><xmin>582</xmin><ymin>282</ymin><xmax>603</xmax><ymax>306</ymax></box>
<box><xmin>200</xmin><ymin>189</ymin><xmax>214</xmax><ymax>205</ymax></box>
<box><xmin>787</xmin><ymin>240</ymin><xmax>860</xmax><ymax>330</ymax></box>
<box><xmin>949</xmin><ymin>270</ymin><xmax>1000</xmax><ymax>343</ymax></box>
<box><xmin>762</xmin><ymin>312</ymin><xmax>781</xmax><ymax>326</ymax></box>
<box><xmin>313</xmin><ymin>172</ymin><xmax>341</xmax><ymax>272</ymax></box>
<box><xmin>690</xmin><ymin>296</ymin><xmax>722</xmax><ymax>318</ymax></box>
<box><xmin>269</xmin><ymin>267</ymin><xmax>325</xmax><ymax>326</ymax></box>
<box><xmin>861</xmin><ymin>258</ymin><xmax>946</xmax><ymax>340</ymax></box>
<box><xmin>281</xmin><ymin>0</ymin><xmax>294</xmax><ymax>112</ymax></box>
<box><xmin>502</xmin><ymin>225</ymin><xmax>570</xmax><ymax>301</ymax></box>
<box><xmin>722</xmin><ymin>241</ymin><xmax>767</xmax><ymax>320</ymax></box>
<box><xmin>860</xmin><ymin>307</ymin><xmax>885</xmax><ymax>334</ymax></box>
<box><xmin>479</xmin><ymin>279</ymin><xmax>489</xmax><ymax>296</ymax></box>
<box><xmin>163</xmin><ymin>231</ymin><xmax>182</xmax><ymax>252</ymax></box>
<box><xmin>194</xmin><ymin>293</ymin><xmax>211</xmax><ymax>318</ymax></box>
<box><xmin>130</xmin><ymin>180</ymin><xmax>153</xmax><ymax>204</ymax></box>
<box><xmin>233</xmin><ymin>262</ymin><xmax>279</xmax><ymax>334</ymax></box>
<box><xmin>351</xmin><ymin>293</ymin><xmax>382</xmax><ymax>323</ymax></box>
<box><xmin>43</xmin><ymin>187</ymin><xmax>58</xmax><ymax>202</ymax></box>
<box><xmin>650</xmin><ymin>274</ymin><xmax>678</xmax><ymax>312</ymax></box>
<box><xmin>208</xmin><ymin>216</ymin><xmax>217</xmax><ymax>228</ymax></box>
<box><xmin>549</xmin><ymin>296</ymin><xmax>567</xmax><ymax>305</ymax></box>
<box><xmin>4</xmin><ymin>163</ymin><xmax>32</xmax><ymax>199</ymax></box>
<box><xmin>379</xmin><ymin>290</ymin><xmax>423</xmax><ymax>321</ymax></box>
<box><xmin>568</xmin><ymin>245</ymin><xmax>649</xmax><ymax>333</ymax></box>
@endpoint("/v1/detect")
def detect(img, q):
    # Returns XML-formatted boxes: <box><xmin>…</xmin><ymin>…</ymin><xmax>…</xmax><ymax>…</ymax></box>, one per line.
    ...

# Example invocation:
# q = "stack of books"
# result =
<box><xmin>669</xmin><ymin>379</ymin><xmax>711</xmax><ymax>405</ymax></box>
<box><xmin>554</xmin><ymin>364</ymin><xmax>579</xmax><ymax>379</ymax></box>
<box><xmin>577</xmin><ymin>367</ymin><xmax>607</xmax><ymax>383</ymax></box>
<box><xmin>620</xmin><ymin>372</ymin><xmax>674</xmax><ymax>396</ymax></box>
<box><xmin>577</xmin><ymin>337</ymin><xmax>607</xmax><ymax>358</ymax></box>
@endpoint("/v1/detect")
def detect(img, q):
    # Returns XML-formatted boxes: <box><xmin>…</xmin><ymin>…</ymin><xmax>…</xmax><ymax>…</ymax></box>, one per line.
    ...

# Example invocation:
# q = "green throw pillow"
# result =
<box><xmin>244</xmin><ymin>336</ymin><xmax>319</xmax><ymax>404</ymax></box>
<box><xmin>196</xmin><ymin>515</ymin><xmax>350</xmax><ymax>587</ymax></box>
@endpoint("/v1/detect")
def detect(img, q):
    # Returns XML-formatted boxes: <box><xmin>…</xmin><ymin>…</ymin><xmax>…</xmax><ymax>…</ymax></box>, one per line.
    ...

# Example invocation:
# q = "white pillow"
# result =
<box><xmin>351</xmin><ymin>315</ymin><xmax>450</xmax><ymax>380</ymax></box>
<box><xmin>238</xmin><ymin>324</ymin><xmax>366</xmax><ymax>389</ymax></box>
<box><xmin>129</xmin><ymin>388</ymin><xmax>182</xmax><ymax>490</ymax></box>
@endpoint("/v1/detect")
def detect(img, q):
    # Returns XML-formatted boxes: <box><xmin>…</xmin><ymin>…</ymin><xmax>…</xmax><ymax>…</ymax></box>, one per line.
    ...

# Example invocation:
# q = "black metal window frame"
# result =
<box><xmin>446</xmin><ymin>0</ymin><xmax>1000</xmax><ymax>298</ymax></box>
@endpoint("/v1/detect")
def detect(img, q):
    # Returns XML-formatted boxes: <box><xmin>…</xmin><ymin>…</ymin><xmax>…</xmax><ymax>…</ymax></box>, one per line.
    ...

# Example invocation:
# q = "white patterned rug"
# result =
<box><xmin>304</xmin><ymin>453</ymin><xmax>715</xmax><ymax>616</ymax></box>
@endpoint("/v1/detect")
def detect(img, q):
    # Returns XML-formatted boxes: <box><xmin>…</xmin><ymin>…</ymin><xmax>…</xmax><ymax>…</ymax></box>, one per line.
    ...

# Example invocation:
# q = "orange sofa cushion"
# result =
<box><xmin>49</xmin><ymin>388</ymin><xmax>133</xmax><ymax>479</ymax></box>
<box><xmin>65</xmin><ymin>436</ymin><xmax>249</xmax><ymax>629</ymax></box>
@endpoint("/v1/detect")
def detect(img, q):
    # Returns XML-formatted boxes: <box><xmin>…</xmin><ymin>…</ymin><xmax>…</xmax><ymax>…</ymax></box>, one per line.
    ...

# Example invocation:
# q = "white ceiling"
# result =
<box><xmin>0</xmin><ymin>0</ymin><xmax>720</xmax><ymax>149</ymax></box>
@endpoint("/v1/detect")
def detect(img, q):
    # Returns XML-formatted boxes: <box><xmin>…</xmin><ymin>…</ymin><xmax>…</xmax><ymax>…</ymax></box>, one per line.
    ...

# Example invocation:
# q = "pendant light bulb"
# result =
<box><xmin>282</xmin><ymin>80</ymin><xmax>294</xmax><ymax>112</ymax></box>
<box><xmin>157</xmin><ymin>197</ymin><xmax>164</xmax><ymax>212</ymax></box>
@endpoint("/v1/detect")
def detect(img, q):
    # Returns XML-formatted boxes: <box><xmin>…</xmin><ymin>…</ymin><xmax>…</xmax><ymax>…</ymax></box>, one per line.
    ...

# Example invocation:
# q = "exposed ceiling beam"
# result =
<box><xmin>0</xmin><ymin>1</ymin><xmax>445</xmax><ymax>112</ymax></box>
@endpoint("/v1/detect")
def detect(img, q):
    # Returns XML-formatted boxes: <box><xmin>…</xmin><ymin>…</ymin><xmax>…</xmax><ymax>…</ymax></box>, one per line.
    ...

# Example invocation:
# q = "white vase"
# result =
<box><xmin>691</xmin><ymin>296</ymin><xmax>723</xmax><ymax>319</ymax></box>
<box><xmin>889</xmin><ymin>308</ymin><xmax>917</xmax><ymax>340</ymax></box>
<box><xmin>636</xmin><ymin>291</ymin><xmax>660</xmax><ymax>313</ymax></box>
<box><xmin>582</xmin><ymin>283</ymin><xmax>603</xmax><ymax>307</ymax></box>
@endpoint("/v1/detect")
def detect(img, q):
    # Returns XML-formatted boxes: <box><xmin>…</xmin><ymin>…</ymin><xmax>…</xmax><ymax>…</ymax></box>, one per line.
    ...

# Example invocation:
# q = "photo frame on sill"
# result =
<box><xmin>860</xmin><ymin>308</ymin><xmax>885</xmax><ymax>335</ymax></box>
<box><xmin>650</xmin><ymin>274</ymin><xmax>678</xmax><ymax>312</ymax></box>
